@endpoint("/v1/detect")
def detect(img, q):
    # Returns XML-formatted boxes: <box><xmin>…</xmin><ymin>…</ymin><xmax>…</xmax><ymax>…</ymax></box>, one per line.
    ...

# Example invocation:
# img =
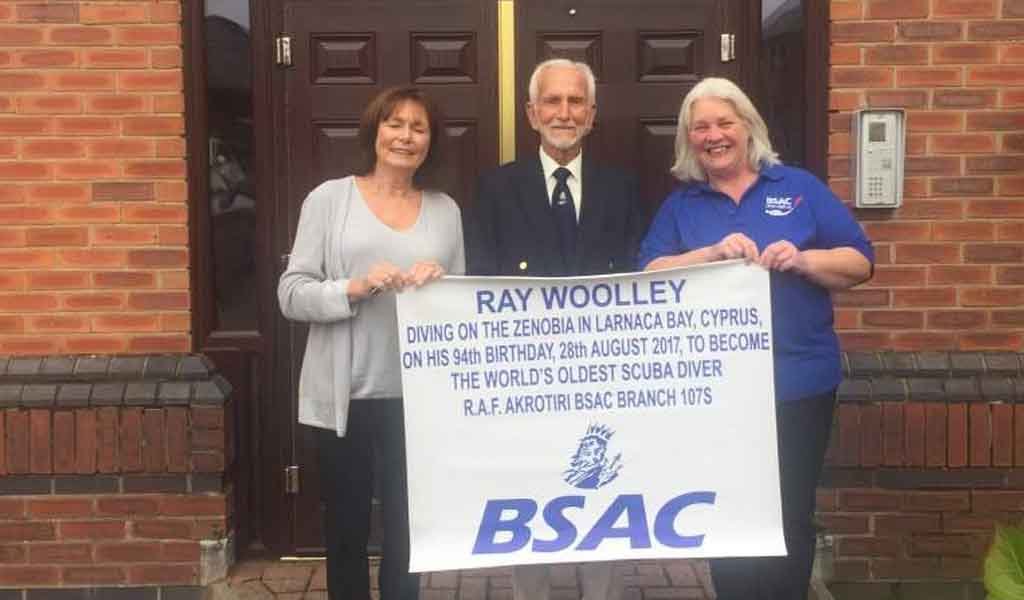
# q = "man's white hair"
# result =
<box><xmin>527</xmin><ymin>58</ymin><xmax>597</xmax><ymax>105</ymax></box>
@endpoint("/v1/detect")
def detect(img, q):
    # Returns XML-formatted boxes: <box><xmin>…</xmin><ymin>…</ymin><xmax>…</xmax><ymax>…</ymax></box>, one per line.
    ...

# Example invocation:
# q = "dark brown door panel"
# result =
<box><xmin>267</xmin><ymin>0</ymin><xmax>747</xmax><ymax>556</ymax></box>
<box><xmin>269</xmin><ymin>0</ymin><xmax>498</xmax><ymax>555</ymax></box>
<box><xmin>516</xmin><ymin>0</ymin><xmax>745</xmax><ymax>216</ymax></box>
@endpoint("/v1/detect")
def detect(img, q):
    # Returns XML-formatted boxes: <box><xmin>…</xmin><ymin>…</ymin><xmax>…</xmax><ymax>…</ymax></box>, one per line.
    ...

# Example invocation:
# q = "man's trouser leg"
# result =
<box><xmin>512</xmin><ymin>564</ymin><xmax>550</xmax><ymax>600</ymax></box>
<box><xmin>580</xmin><ymin>562</ymin><xmax>620</xmax><ymax>600</ymax></box>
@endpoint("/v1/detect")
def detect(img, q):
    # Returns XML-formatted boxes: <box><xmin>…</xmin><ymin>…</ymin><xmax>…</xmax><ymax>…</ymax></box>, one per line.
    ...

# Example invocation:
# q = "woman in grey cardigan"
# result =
<box><xmin>278</xmin><ymin>86</ymin><xmax>465</xmax><ymax>600</ymax></box>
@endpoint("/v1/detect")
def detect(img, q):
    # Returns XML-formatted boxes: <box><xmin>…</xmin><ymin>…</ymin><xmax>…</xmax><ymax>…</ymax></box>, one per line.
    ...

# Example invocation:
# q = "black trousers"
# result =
<box><xmin>315</xmin><ymin>398</ymin><xmax>419</xmax><ymax>600</ymax></box>
<box><xmin>710</xmin><ymin>390</ymin><xmax>836</xmax><ymax>600</ymax></box>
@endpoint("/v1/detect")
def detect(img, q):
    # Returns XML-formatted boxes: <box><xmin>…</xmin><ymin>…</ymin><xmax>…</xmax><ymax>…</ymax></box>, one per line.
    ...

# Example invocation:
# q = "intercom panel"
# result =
<box><xmin>853</xmin><ymin>109</ymin><xmax>905</xmax><ymax>208</ymax></box>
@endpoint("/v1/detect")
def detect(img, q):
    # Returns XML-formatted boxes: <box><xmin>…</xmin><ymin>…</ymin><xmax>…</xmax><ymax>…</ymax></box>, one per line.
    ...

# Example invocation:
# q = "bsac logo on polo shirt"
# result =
<box><xmin>764</xmin><ymin>195</ymin><xmax>802</xmax><ymax>216</ymax></box>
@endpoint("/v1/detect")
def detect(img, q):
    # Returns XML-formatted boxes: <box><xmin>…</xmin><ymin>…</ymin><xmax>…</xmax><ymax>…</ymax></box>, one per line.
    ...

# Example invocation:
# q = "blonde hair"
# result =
<box><xmin>670</xmin><ymin>77</ymin><xmax>779</xmax><ymax>182</ymax></box>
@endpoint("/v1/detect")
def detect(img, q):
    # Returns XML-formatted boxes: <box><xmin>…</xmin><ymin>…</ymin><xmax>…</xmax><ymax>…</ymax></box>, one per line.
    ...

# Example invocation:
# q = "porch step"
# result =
<box><xmin>218</xmin><ymin>557</ymin><xmax>714</xmax><ymax>599</ymax></box>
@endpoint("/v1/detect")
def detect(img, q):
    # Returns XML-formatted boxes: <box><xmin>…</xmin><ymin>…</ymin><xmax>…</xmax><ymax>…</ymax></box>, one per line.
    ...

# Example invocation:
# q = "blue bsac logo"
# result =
<box><xmin>471</xmin><ymin>491</ymin><xmax>717</xmax><ymax>554</ymax></box>
<box><xmin>564</xmin><ymin>424</ymin><xmax>622</xmax><ymax>489</ymax></box>
<box><xmin>764</xmin><ymin>195</ymin><xmax>802</xmax><ymax>216</ymax></box>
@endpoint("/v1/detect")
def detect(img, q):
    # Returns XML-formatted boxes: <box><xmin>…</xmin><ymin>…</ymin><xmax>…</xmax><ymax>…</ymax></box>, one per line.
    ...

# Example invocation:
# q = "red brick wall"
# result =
<box><xmin>0</xmin><ymin>405</ymin><xmax>227</xmax><ymax>587</ymax></box>
<box><xmin>818</xmin><ymin>488</ymin><xmax>996</xmax><ymax>581</ymax></box>
<box><xmin>820</xmin><ymin>401</ymin><xmax>1023</xmax><ymax>580</ymax></box>
<box><xmin>3</xmin><ymin>0</ymin><xmax>1018</xmax><ymax>357</ymax></box>
<box><xmin>0</xmin><ymin>355</ymin><xmax>231</xmax><ymax>590</ymax></box>
<box><xmin>829</xmin><ymin>0</ymin><xmax>1024</xmax><ymax>352</ymax></box>
<box><xmin>0</xmin><ymin>1</ymin><xmax>188</xmax><ymax>355</ymax></box>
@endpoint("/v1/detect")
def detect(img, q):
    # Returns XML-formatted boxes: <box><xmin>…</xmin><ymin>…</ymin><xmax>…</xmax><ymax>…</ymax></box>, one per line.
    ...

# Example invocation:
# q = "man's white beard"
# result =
<box><xmin>542</xmin><ymin>127</ymin><xmax>587</xmax><ymax>152</ymax></box>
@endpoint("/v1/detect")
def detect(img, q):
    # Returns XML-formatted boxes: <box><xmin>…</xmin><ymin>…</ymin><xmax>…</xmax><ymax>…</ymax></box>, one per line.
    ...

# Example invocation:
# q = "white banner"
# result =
<box><xmin>396</xmin><ymin>261</ymin><xmax>783</xmax><ymax>572</ymax></box>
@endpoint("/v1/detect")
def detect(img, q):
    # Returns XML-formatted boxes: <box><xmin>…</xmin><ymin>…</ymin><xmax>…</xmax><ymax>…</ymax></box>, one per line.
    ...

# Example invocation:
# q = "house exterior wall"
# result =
<box><xmin>0</xmin><ymin>1</ymin><xmax>1021</xmax><ymax>356</ymax></box>
<box><xmin>818</xmin><ymin>351</ymin><xmax>1023</xmax><ymax>596</ymax></box>
<box><xmin>0</xmin><ymin>0</ymin><xmax>1021</xmax><ymax>596</ymax></box>
<box><xmin>0</xmin><ymin>0</ymin><xmax>189</xmax><ymax>356</ymax></box>
<box><xmin>0</xmin><ymin>5</ymin><xmax>227</xmax><ymax>595</ymax></box>
<box><xmin>0</xmin><ymin>354</ymin><xmax>231</xmax><ymax>594</ymax></box>
<box><xmin>829</xmin><ymin>0</ymin><xmax>1024</xmax><ymax>352</ymax></box>
<box><xmin>821</xmin><ymin>3</ymin><xmax>1024</xmax><ymax>595</ymax></box>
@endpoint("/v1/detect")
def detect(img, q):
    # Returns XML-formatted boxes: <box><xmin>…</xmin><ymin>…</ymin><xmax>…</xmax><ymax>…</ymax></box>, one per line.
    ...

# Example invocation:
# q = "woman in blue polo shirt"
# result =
<box><xmin>640</xmin><ymin>77</ymin><xmax>873</xmax><ymax>600</ymax></box>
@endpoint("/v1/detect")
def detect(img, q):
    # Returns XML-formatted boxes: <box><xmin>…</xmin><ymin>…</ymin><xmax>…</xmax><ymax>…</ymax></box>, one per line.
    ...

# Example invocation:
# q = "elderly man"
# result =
<box><xmin>466</xmin><ymin>58</ymin><xmax>646</xmax><ymax>600</ymax></box>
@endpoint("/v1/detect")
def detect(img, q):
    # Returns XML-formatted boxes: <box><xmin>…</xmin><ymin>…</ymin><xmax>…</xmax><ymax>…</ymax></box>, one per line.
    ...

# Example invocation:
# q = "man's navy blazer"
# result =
<box><xmin>466</xmin><ymin>155</ymin><xmax>648</xmax><ymax>277</ymax></box>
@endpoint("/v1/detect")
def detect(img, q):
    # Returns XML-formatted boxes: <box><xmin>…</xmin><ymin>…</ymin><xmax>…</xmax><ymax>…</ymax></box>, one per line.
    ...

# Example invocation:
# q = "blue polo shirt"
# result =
<box><xmin>639</xmin><ymin>164</ymin><xmax>874</xmax><ymax>403</ymax></box>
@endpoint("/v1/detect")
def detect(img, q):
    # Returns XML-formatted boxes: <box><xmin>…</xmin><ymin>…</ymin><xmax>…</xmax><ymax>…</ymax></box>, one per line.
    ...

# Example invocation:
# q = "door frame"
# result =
<box><xmin>803</xmin><ymin>0</ymin><xmax>830</xmax><ymax>180</ymax></box>
<box><xmin>183</xmin><ymin>0</ymin><xmax>831</xmax><ymax>557</ymax></box>
<box><xmin>183</xmin><ymin>0</ymin><xmax>283</xmax><ymax>555</ymax></box>
<box><xmin>739</xmin><ymin>0</ymin><xmax>829</xmax><ymax>176</ymax></box>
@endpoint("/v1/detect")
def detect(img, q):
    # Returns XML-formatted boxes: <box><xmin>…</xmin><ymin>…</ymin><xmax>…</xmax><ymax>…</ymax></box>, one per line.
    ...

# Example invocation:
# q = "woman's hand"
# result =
<box><xmin>758</xmin><ymin>240</ymin><xmax>806</xmax><ymax>273</ymax></box>
<box><xmin>349</xmin><ymin>261</ymin><xmax>405</xmax><ymax>301</ymax></box>
<box><xmin>711</xmin><ymin>233</ymin><xmax>759</xmax><ymax>262</ymax></box>
<box><xmin>758</xmin><ymin>241</ymin><xmax>871</xmax><ymax>290</ymax></box>
<box><xmin>367</xmin><ymin>261</ymin><xmax>406</xmax><ymax>292</ymax></box>
<box><xmin>644</xmin><ymin>232</ymin><xmax>759</xmax><ymax>271</ymax></box>
<box><xmin>403</xmin><ymin>261</ymin><xmax>446</xmax><ymax>288</ymax></box>
<box><xmin>772</xmin><ymin>246</ymin><xmax>872</xmax><ymax>291</ymax></box>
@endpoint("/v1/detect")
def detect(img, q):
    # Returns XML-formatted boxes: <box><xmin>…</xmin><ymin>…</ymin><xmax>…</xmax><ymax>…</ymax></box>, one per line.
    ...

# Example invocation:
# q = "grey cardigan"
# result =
<box><xmin>277</xmin><ymin>177</ymin><xmax>464</xmax><ymax>435</ymax></box>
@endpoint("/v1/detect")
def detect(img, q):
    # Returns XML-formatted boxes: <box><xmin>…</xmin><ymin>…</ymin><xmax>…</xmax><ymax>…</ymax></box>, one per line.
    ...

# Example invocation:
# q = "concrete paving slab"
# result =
<box><xmin>221</xmin><ymin>558</ymin><xmax>714</xmax><ymax>600</ymax></box>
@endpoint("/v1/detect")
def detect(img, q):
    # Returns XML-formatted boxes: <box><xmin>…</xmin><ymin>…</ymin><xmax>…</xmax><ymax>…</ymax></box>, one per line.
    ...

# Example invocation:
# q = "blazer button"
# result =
<box><xmin>518</xmin><ymin>261</ymin><xmax>528</xmax><ymax>272</ymax></box>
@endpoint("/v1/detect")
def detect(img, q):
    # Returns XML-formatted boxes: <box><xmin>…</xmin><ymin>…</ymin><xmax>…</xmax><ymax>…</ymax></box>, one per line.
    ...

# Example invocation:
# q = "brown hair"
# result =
<box><xmin>354</xmin><ymin>86</ymin><xmax>444</xmax><ymax>189</ymax></box>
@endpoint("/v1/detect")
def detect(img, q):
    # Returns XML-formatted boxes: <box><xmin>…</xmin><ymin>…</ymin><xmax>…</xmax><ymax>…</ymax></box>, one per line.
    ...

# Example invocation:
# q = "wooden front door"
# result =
<box><xmin>267</xmin><ymin>0</ymin><xmax>498</xmax><ymax>555</ymax></box>
<box><xmin>267</xmin><ymin>0</ymin><xmax>749</xmax><ymax>555</ymax></box>
<box><xmin>516</xmin><ymin>0</ymin><xmax>746</xmax><ymax>214</ymax></box>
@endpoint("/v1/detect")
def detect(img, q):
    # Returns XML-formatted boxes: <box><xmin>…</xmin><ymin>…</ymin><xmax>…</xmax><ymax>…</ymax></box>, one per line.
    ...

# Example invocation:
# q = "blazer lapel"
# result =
<box><xmin>575</xmin><ymin>157</ymin><xmax>607</xmax><ymax>272</ymax></box>
<box><xmin>517</xmin><ymin>157</ymin><xmax>560</xmax><ymax>256</ymax></box>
